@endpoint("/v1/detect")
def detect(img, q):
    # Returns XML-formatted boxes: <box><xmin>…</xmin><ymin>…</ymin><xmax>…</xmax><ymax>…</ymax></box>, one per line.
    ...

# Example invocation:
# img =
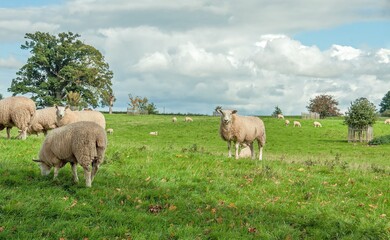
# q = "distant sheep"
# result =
<box><xmin>384</xmin><ymin>119</ymin><xmax>390</xmax><ymax>124</ymax></box>
<box><xmin>285</xmin><ymin>119</ymin><xmax>290</xmax><ymax>126</ymax></box>
<box><xmin>217</xmin><ymin>109</ymin><xmax>266</xmax><ymax>160</ymax></box>
<box><xmin>55</xmin><ymin>105</ymin><xmax>106</xmax><ymax>129</ymax></box>
<box><xmin>0</xmin><ymin>96</ymin><xmax>36</xmax><ymax>140</ymax></box>
<box><xmin>33</xmin><ymin>121</ymin><xmax>107</xmax><ymax>187</ymax></box>
<box><xmin>27</xmin><ymin>107</ymin><xmax>58</xmax><ymax>136</ymax></box>
<box><xmin>184</xmin><ymin>117</ymin><xmax>193</xmax><ymax>122</ymax></box>
<box><xmin>293</xmin><ymin>121</ymin><xmax>301</xmax><ymax>127</ymax></box>
<box><xmin>106</xmin><ymin>128</ymin><xmax>114</xmax><ymax>134</ymax></box>
<box><xmin>149</xmin><ymin>131</ymin><xmax>158</xmax><ymax>136</ymax></box>
<box><xmin>277</xmin><ymin>114</ymin><xmax>284</xmax><ymax>119</ymax></box>
<box><xmin>172</xmin><ymin>117</ymin><xmax>177</xmax><ymax>123</ymax></box>
<box><xmin>313</xmin><ymin>121</ymin><xmax>322</xmax><ymax>127</ymax></box>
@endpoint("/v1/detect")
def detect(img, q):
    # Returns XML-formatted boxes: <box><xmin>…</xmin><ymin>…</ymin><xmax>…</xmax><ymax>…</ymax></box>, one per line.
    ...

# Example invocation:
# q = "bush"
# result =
<box><xmin>368</xmin><ymin>135</ymin><xmax>390</xmax><ymax>145</ymax></box>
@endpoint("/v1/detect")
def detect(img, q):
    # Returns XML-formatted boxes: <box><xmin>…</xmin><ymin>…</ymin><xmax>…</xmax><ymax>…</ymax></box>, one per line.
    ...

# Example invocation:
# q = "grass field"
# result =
<box><xmin>0</xmin><ymin>114</ymin><xmax>389</xmax><ymax>239</ymax></box>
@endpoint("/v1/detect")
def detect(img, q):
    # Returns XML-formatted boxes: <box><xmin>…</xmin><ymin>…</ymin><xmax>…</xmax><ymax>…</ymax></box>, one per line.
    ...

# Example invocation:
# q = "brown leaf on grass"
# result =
<box><xmin>211</xmin><ymin>208</ymin><xmax>217</xmax><ymax>214</ymax></box>
<box><xmin>369</xmin><ymin>204</ymin><xmax>378</xmax><ymax>209</ymax></box>
<box><xmin>70</xmin><ymin>200</ymin><xmax>78</xmax><ymax>208</ymax></box>
<box><xmin>248</xmin><ymin>227</ymin><xmax>257</xmax><ymax>233</ymax></box>
<box><xmin>0</xmin><ymin>226</ymin><xmax>4</xmax><ymax>232</ymax></box>
<box><xmin>380</xmin><ymin>214</ymin><xmax>386</xmax><ymax>218</ymax></box>
<box><xmin>228</xmin><ymin>203</ymin><xmax>237</xmax><ymax>209</ymax></box>
<box><xmin>216</xmin><ymin>217</ymin><xmax>223</xmax><ymax>223</ymax></box>
<box><xmin>149</xmin><ymin>204</ymin><xmax>163</xmax><ymax>214</ymax></box>
<box><xmin>357</xmin><ymin>203</ymin><xmax>365</xmax><ymax>207</ymax></box>
<box><xmin>168</xmin><ymin>205</ymin><xmax>177</xmax><ymax>211</ymax></box>
<box><xmin>145</xmin><ymin>176</ymin><xmax>151</xmax><ymax>182</ymax></box>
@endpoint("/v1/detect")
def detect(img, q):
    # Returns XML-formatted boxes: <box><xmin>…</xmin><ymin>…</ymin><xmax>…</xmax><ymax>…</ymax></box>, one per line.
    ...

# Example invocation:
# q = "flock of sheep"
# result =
<box><xmin>278</xmin><ymin>114</ymin><xmax>322</xmax><ymax>128</ymax></box>
<box><xmin>0</xmin><ymin>96</ymin><xmax>107</xmax><ymax>187</ymax></box>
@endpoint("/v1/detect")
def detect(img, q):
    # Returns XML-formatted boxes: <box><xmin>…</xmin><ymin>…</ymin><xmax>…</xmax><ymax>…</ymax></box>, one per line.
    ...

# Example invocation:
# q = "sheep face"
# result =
<box><xmin>55</xmin><ymin>105</ymin><xmax>69</xmax><ymax>119</ymax></box>
<box><xmin>218</xmin><ymin>109</ymin><xmax>237</xmax><ymax>125</ymax></box>
<box><xmin>36</xmin><ymin>161</ymin><xmax>52</xmax><ymax>176</ymax></box>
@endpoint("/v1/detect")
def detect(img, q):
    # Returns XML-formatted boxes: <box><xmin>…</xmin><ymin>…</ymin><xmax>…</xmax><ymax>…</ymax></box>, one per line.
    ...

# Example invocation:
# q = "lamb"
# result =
<box><xmin>293</xmin><ymin>121</ymin><xmax>301</xmax><ymax>127</ymax></box>
<box><xmin>239</xmin><ymin>143</ymin><xmax>252</xmax><ymax>159</ymax></box>
<box><xmin>277</xmin><ymin>114</ymin><xmax>284</xmax><ymax>119</ymax></box>
<box><xmin>55</xmin><ymin>105</ymin><xmax>106</xmax><ymax>129</ymax></box>
<box><xmin>0</xmin><ymin>96</ymin><xmax>36</xmax><ymax>140</ymax></box>
<box><xmin>217</xmin><ymin>109</ymin><xmax>266</xmax><ymax>160</ymax></box>
<box><xmin>313</xmin><ymin>121</ymin><xmax>322</xmax><ymax>127</ymax></box>
<box><xmin>172</xmin><ymin>117</ymin><xmax>177</xmax><ymax>123</ymax></box>
<box><xmin>384</xmin><ymin>119</ymin><xmax>390</xmax><ymax>124</ymax></box>
<box><xmin>149</xmin><ymin>131</ymin><xmax>158</xmax><ymax>136</ymax></box>
<box><xmin>27</xmin><ymin>107</ymin><xmax>58</xmax><ymax>136</ymax></box>
<box><xmin>106</xmin><ymin>128</ymin><xmax>114</xmax><ymax>134</ymax></box>
<box><xmin>33</xmin><ymin>121</ymin><xmax>107</xmax><ymax>187</ymax></box>
<box><xmin>285</xmin><ymin>119</ymin><xmax>290</xmax><ymax>126</ymax></box>
<box><xmin>184</xmin><ymin>117</ymin><xmax>193</xmax><ymax>122</ymax></box>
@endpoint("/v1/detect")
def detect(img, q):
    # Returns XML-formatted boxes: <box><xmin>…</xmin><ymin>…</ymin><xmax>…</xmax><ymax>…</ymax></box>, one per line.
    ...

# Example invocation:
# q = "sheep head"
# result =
<box><xmin>55</xmin><ymin>105</ymin><xmax>70</xmax><ymax>119</ymax></box>
<box><xmin>33</xmin><ymin>159</ymin><xmax>51</xmax><ymax>176</ymax></box>
<box><xmin>218</xmin><ymin>109</ymin><xmax>237</xmax><ymax>125</ymax></box>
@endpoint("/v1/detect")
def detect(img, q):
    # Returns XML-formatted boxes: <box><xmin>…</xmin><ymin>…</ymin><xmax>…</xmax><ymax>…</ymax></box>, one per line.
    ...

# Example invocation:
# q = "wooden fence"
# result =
<box><xmin>301</xmin><ymin>112</ymin><xmax>320</xmax><ymax>119</ymax></box>
<box><xmin>347</xmin><ymin>126</ymin><xmax>373</xmax><ymax>143</ymax></box>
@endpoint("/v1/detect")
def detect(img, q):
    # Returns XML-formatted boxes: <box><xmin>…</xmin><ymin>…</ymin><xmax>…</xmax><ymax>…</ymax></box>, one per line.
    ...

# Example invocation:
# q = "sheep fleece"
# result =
<box><xmin>0</xmin><ymin>96</ymin><xmax>36</xmax><ymax>130</ymax></box>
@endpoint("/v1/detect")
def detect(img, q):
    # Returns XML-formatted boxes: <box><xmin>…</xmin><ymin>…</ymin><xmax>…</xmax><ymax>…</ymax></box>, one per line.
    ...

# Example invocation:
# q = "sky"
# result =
<box><xmin>0</xmin><ymin>0</ymin><xmax>389</xmax><ymax>115</ymax></box>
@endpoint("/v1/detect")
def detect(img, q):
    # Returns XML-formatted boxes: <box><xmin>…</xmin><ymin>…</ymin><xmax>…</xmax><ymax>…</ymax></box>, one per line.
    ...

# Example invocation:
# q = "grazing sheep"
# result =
<box><xmin>384</xmin><ymin>119</ymin><xmax>390</xmax><ymax>124</ymax></box>
<box><xmin>239</xmin><ymin>143</ymin><xmax>252</xmax><ymax>159</ymax></box>
<box><xmin>285</xmin><ymin>119</ymin><xmax>290</xmax><ymax>126</ymax></box>
<box><xmin>293</xmin><ymin>121</ymin><xmax>301</xmax><ymax>127</ymax></box>
<box><xmin>27</xmin><ymin>107</ymin><xmax>58</xmax><ymax>136</ymax></box>
<box><xmin>277</xmin><ymin>114</ymin><xmax>284</xmax><ymax>119</ymax></box>
<box><xmin>106</xmin><ymin>128</ymin><xmax>114</xmax><ymax>134</ymax></box>
<box><xmin>217</xmin><ymin>109</ymin><xmax>266</xmax><ymax>160</ymax></box>
<box><xmin>313</xmin><ymin>121</ymin><xmax>322</xmax><ymax>127</ymax></box>
<box><xmin>55</xmin><ymin>105</ymin><xmax>106</xmax><ymax>129</ymax></box>
<box><xmin>33</xmin><ymin>121</ymin><xmax>107</xmax><ymax>187</ymax></box>
<box><xmin>0</xmin><ymin>96</ymin><xmax>36</xmax><ymax>140</ymax></box>
<box><xmin>149</xmin><ymin>131</ymin><xmax>158</xmax><ymax>136</ymax></box>
<box><xmin>172</xmin><ymin>117</ymin><xmax>177</xmax><ymax>123</ymax></box>
<box><xmin>184</xmin><ymin>117</ymin><xmax>193</xmax><ymax>122</ymax></box>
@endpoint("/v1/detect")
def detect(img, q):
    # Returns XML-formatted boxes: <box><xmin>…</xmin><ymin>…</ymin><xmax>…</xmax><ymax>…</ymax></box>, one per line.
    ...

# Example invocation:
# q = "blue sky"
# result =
<box><xmin>0</xmin><ymin>0</ymin><xmax>389</xmax><ymax>115</ymax></box>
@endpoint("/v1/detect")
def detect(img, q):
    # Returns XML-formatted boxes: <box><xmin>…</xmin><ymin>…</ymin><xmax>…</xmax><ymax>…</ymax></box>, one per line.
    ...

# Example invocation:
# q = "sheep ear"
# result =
<box><xmin>65</xmin><ymin>105</ymin><xmax>70</xmax><ymax>110</ymax></box>
<box><xmin>232</xmin><ymin>110</ymin><xmax>237</xmax><ymax>114</ymax></box>
<box><xmin>217</xmin><ymin>109</ymin><xmax>222</xmax><ymax>114</ymax></box>
<box><xmin>33</xmin><ymin>159</ymin><xmax>42</xmax><ymax>163</ymax></box>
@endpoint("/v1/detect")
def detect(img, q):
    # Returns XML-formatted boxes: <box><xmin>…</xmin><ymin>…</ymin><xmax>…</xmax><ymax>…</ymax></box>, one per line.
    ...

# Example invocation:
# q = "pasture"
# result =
<box><xmin>0</xmin><ymin>114</ymin><xmax>389</xmax><ymax>239</ymax></box>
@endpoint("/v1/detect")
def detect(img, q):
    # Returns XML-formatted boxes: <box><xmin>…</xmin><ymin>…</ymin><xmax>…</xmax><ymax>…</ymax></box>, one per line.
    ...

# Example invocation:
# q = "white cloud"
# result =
<box><xmin>329</xmin><ymin>45</ymin><xmax>362</xmax><ymax>61</ymax></box>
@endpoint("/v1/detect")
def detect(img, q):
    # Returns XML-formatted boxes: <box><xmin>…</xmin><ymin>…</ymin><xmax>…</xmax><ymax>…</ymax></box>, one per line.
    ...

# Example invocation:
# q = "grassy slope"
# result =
<box><xmin>0</xmin><ymin>114</ymin><xmax>389</xmax><ymax>239</ymax></box>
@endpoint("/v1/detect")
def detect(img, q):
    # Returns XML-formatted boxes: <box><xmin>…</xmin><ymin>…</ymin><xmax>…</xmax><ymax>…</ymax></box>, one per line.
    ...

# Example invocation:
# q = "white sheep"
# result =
<box><xmin>55</xmin><ymin>105</ymin><xmax>106</xmax><ymax>129</ymax></box>
<box><xmin>384</xmin><ymin>119</ymin><xmax>390</xmax><ymax>124</ymax></box>
<box><xmin>172</xmin><ymin>117</ymin><xmax>177</xmax><ymax>123</ymax></box>
<box><xmin>33</xmin><ymin>121</ymin><xmax>107</xmax><ymax>187</ymax></box>
<box><xmin>184</xmin><ymin>117</ymin><xmax>193</xmax><ymax>122</ymax></box>
<box><xmin>106</xmin><ymin>128</ymin><xmax>114</xmax><ymax>134</ymax></box>
<box><xmin>285</xmin><ymin>119</ymin><xmax>290</xmax><ymax>126</ymax></box>
<box><xmin>277</xmin><ymin>114</ymin><xmax>284</xmax><ymax>119</ymax></box>
<box><xmin>27</xmin><ymin>107</ymin><xmax>58</xmax><ymax>136</ymax></box>
<box><xmin>238</xmin><ymin>143</ymin><xmax>252</xmax><ymax>159</ymax></box>
<box><xmin>217</xmin><ymin>109</ymin><xmax>266</xmax><ymax>160</ymax></box>
<box><xmin>0</xmin><ymin>96</ymin><xmax>36</xmax><ymax>140</ymax></box>
<box><xmin>313</xmin><ymin>121</ymin><xmax>322</xmax><ymax>127</ymax></box>
<box><xmin>293</xmin><ymin>121</ymin><xmax>301</xmax><ymax>127</ymax></box>
<box><xmin>149</xmin><ymin>131</ymin><xmax>158</xmax><ymax>136</ymax></box>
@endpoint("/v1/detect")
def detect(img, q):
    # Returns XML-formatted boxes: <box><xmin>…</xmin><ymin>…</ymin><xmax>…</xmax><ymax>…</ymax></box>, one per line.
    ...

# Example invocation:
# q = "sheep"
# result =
<box><xmin>33</xmin><ymin>121</ymin><xmax>107</xmax><ymax>187</ymax></box>
<box><xmin>172</xmin><ymin>117</ymin><xmax>177</xmax><ymax>123</ymax></box>
<box><xmin>27</xmin><ymin>107</ymin><xmax>58</xmax><ymax>136</ymax></box>
<box><xmin>313</xmin><ymin>121</ymin><xmax>322</xmax><ymax>127</ymax></box>
<box><xmin>293</xmin><ymin>121</ymin><xmax>301</xmax><ymax>127</ymax></box>
<box><xmin>0</xmin><ymin>96</ymin><xmax>36</xmax><ymax>140</ymax></box>
<box><xmin>277</xmin><ymin>114</ymin><xmax>284</xmax><ymax>119</ymax></box>
<box><xmin>55</xmin><ymin>105</ymin><xmax>106</xmax><ymax>129</ymax></box>
<box><xmin>106</xmin><ymin>128</ymin><xmax>114</xmax><ymax>134</ymax></box>
<box><xmin>184</xmin><ymin>117</ymin><xmax>193</xmax><ymax>122</ymax></box>
<box><xmin>384</xmin><ymin>119</ymin><xmax>390</xmax><ymax>124</ymax></box>
<box><xmin>285</xmin><ymin>119</ymin><xmax>290</xmax><ymax>126</ymax></box>
<box><xmin>149</xmin><ymin>131</ymin><xmax>158</xmax><ymax>136</ymax></box>
<box><xmin>217</xmin><ymin>109</ymin><xmax>266</xmax><ymax>160</ymax></box>
<box><xmin>238</xmin><ymin>143</ymin><xmax>252</xmax><ymax>159</ymax></box>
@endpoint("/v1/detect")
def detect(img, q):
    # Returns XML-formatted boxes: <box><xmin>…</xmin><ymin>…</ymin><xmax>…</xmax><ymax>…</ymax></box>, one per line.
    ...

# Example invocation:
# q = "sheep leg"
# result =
<box><xmin>16</xmin><ymin>127</ymin><xmax>27</xmax><ymax>140</ymax></box>
<box><xmin>249</xmin><ymin>142</ymin><xmax>255</xmax><ymax>160</ymax></box>
<box><xmin>70</xmin><ymin>162</ymin><xmax>79</xmax><ymax>183</ymax></box>
<box><xmin>91</xmin><ymin>158</ymin><xmax>99</xmax><ymax>182</ymax></box>
<box><xmin>227</xmin><ymin>141</ymin><xmax>232</xmax><ymax>158</ymax></box>
<box><xmin>235</xmin><ymin>142</ymin><xmax>240</xmax><ymax>159</ymax></box>
<box><xmin>259</xmin><ymin>146</ymin><xmax>263</xmax><ymax>161</ymax></box>
<box><xmin>6</xmin><ymin>127</ymin><xmax>12</xmax><ymax>139</ymax></box>
<box><xmin>53</xmin><ymin>166</ymin><xmax>60</xmax><ymax>180</ymax></box>
<box><xmin>83</xmin><ymin>166</ymin><xmax>92</xmax><ymax>187</ymax></box>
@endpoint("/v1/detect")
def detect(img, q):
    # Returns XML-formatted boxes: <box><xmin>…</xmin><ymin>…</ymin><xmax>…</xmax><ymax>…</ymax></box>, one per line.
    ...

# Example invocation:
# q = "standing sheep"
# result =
<box><xmin>277</xmin><ymin>114</ymin><xmax>284</xmax><ymax>119</ymax></box>
<box><xmin>384</xmin><ymin>119</ymin><xmax>390</xmax><ymax>124</ymax></box>
<box><xmin>184</xmin><ymin>117</ymin><xmax>193</xmax><ymax>122</ymax></box>
<box><xmin>217</xmin><ymin>109</ymin><xmax>266</xmax><ymax>160</ymax></box>
<box><xmin>285</xmin><ymin>119</ymin><xmax>290</xmax><ymax>126</ymax></box>
<box><xmin>33</xmin><ymin>121</ymin><xmax>107</xmax><ymax>187</ymax></box>
<box><xmin>0</xmin><ymin>96</ymin><xmax>36</xmax><ymax>140</ymax></box>
<box><xmin>293</xmin><ymin>121</ymin><xmax>301</xmax><ymax>127</ymax></box>
<box><xmin>55</xmin><ymin>105</ymin><xmax>106</xmax><ymax>129</ymax></box>
<box><xmin>27</xmin><ymin>107</ymin><xmax>58</xmax><ymax>135</ymax></box>
<box><xmin>172</xmin><ymin>117</ymin><xmax>177</xmax><ymax>123</ymax></box>
<box><xmin>313</xmin><ymin>121</ymin><xmax>322</xmax><ymax>127</ymax></box>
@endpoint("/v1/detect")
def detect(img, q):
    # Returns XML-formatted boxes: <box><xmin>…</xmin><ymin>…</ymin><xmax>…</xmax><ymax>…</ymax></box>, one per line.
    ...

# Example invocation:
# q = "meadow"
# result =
<box><xmin>0</xmin><ymin>114</ymin><xmax>389</xmax><ymax>239</ymax></box>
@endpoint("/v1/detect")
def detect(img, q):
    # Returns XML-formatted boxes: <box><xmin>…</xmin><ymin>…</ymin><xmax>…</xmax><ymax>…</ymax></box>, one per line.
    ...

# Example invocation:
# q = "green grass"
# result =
<box><xmin>0</xmin><ymin>114</ymin><xmax>389</xmax><ymax>239</ymax></box>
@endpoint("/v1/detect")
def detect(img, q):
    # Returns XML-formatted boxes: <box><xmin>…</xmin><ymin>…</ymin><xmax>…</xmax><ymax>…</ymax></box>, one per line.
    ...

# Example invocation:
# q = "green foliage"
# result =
<box><xmin>0</xmin><ymin>93</ymin><xmax>3</xmax><ymax>100</ymax></box>
<box><xmin>128</xmin><ymin>94</ymin><xmax>158</xmax><ymax>114</ymax></box>
<box><xmin>0</xmin><ymin>115</ymin><xmax>389</xmax><ymax>239</ymax></box>
<box><xmin>379</xmin><ymin>90</ymin><xmax>390</xmax><ymax>113</ymax></box>
<box><xmin>8</xmin><ymin>31</ymin><xmax>113</xmax><ymax>108</ymax></box>
<box><xmin>306</xmin><ymin>94</ymin><xmax>341</xmax><ymax>118</ymax></box>
<box><xmin>368</xmin><ymin>134</ymin><xmax>390</xmax><ymax>145</ymax></box>
<box><xmin>344</xmin><ymin>97</ymin><xmax>377</xmax><ymax>129</ymax></box>
<box><xmin>272</xmin><ymin>106</ymin><xmax>282</xmax><ymax>117</ymax></box>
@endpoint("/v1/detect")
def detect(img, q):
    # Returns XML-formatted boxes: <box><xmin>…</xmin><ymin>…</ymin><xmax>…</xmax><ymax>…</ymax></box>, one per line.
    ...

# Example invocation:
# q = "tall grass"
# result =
<box><xmin>0</xmin><ymin>114</ymin><xmax>389</xmax><ymax>239</ymax></box>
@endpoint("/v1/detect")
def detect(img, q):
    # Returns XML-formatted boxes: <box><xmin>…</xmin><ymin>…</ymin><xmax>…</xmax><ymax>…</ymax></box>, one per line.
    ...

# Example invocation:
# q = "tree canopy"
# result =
<box><xmin>379</xmin><ymin>90</ymin><xmax>390</xmax><ymax>114</ymax></box>
<box><xmin>344</xmin><ymin>97</ymin><xmax>377</xmax><ymax>129</ymax></box>
<box><xmin>8</xmin><ymin>31</ymin><xmax>113</xmax><ymax>108</ymax></box>
<box><xmin>128</xmin><ymin>94</ymin><xmax>158</xmax><ymax>114</ymax></box>
<box><xmin>306</xmin><ymin>94</ymin><xmax>341</xmax><ymax>118</ymax></box>
<box><xmin>272</xmin><ymin>106</ymin><xmax>282</xmax><ymax>117</ymax></box>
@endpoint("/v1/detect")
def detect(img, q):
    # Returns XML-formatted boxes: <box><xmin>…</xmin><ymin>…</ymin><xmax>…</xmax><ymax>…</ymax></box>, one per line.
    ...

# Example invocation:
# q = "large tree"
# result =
<box><xmin>379</xmin><ymin>90</ymin><xmax>390</xmax><ymax>114</ymax></box>
<box><xmin>8</xmin><ymin>31</ymin><xmax>113</xmax><ymax>108</ymax></box>
<box><xmin>306</xmin><ymin>94</ymin><xmax>341</xmax><ymax>118</ymax></box>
